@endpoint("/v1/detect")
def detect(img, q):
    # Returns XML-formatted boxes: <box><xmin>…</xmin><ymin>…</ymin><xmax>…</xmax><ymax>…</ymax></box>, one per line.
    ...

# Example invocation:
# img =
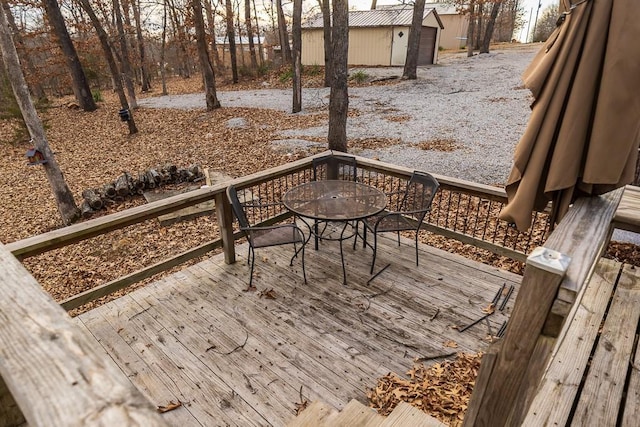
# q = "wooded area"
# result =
<box><xmin>0</xmin><ymin>0</ymin><xmax>526</xmax><ymax>225</ymax></box>
<box><xmin>0</xmin><ymin>0</ymin><xmax>525</xmax><ymax>112</ymax></box>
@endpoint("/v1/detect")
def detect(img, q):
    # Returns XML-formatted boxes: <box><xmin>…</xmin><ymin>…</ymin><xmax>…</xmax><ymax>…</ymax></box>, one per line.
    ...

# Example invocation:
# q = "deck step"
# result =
<box><xmin>329</xmin><ymin>399</ymin><xmax>385</xmax><ymax>427</ymax></box>
<box><xmin>287</xmin><ymin>400</ymin><xmax>338</xmax><ymax>427</ymax></box>
<box><xmin>381</xmin><ymin>401</ymin><xmax>447</xmax><ymax>427</ymax></box>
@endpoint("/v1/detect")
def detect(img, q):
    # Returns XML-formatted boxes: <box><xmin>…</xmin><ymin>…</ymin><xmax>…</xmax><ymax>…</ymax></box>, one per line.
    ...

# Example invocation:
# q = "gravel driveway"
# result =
<box><xmin>140</xmin><ymin>45</ymin><xmax>539</xmax><ymax>186</ymax></box>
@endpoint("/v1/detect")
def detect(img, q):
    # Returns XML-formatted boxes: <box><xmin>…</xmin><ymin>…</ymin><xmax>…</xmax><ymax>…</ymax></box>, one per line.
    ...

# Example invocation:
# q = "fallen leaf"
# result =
<box><xmin>157</xmin><ymin>401</ymin><xmax>182</xmax><ymax>413</ymax></box>
<box><xmin>259</xmin><ymin>288</ymin><xmax>277</xmax><ymax>299</ymax></box>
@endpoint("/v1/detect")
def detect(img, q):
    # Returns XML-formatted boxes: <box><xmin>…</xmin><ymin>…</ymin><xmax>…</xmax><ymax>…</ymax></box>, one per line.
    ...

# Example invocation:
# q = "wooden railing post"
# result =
<box><xmin>463</xmin><ymin>247</ymin><xmax>570</xmax><ymax>427</ymax></box>
<box><xmin>215</xmin><ymin>191</ymin><xmax>236</xmax><ymax>264</ymax></box>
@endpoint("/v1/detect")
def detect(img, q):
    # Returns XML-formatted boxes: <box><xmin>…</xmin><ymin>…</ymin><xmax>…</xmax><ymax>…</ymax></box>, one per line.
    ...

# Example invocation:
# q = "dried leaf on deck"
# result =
<box><xmin>368</xmin><ymin>352</ymin><xmax>482</xmax><ymax>426</ymax></box>
<box><xmin>157</xmin><ymin>401</ymin><xmax>182</xmax><ymax>413</ymax></box>
<box><xmin>259</xmin><ymin>288</ymin><xmax>277</xmax><ymax>299</ymax></box>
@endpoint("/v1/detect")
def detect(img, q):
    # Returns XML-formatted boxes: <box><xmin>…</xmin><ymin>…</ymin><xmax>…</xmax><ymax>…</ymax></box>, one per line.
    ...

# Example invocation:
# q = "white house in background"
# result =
<box><xmin>301</xmin><ymin>7</ymin><xmax>443</xmax><ymax>67</ymax></box>
<box><xmin>426</xmin><ymin>2</ymin><xmax>469</xmax><ymax>49</ymax></box>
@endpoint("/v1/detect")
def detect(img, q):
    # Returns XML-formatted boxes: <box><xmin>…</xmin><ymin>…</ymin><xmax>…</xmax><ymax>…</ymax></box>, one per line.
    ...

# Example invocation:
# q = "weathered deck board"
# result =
<box><xmin>521</xmin><ymin>258</ymin><xmax>620</xmax><ymax>427</ymax></box>
<box><xmin>76</xmin><ymin>234</ymin><xmax>521</xmax><ymax>427</ymax></box>
<box><xmin>571</xmin><ymin>264</ymin><xmax>640</xmax><ymax>427</ymax></box>
<box><xmin>613</xmin><ymin>185</ymin><xmax>640</xmax><ymax>233</ymax></box>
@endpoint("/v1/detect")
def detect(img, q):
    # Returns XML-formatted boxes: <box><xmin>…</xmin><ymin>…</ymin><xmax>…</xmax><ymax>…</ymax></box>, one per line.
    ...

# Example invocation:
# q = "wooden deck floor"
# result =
<box><xmin>76</xmin><ymin>233</ymin><xmax>522</xmax><ymax>427</ymax></box>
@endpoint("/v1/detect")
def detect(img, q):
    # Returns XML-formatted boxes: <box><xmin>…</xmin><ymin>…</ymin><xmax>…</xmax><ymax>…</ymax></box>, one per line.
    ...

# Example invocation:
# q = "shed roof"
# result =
<box><xmin>303</xmin><ymin>7</ymin><xmax>443</xmax><ymax>29</ymax></box>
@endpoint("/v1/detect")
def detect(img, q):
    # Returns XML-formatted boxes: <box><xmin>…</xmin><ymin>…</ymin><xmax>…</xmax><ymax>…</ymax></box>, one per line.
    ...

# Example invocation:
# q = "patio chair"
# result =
<box><xmin>310</xmin><ymin>154</ymin><xmax>358</xmax><ymax>248</ymax></box>
<box><xmin>227</xmin><ymin>185</ymin><xmax>307</xmax><ymax>287</ymax></box>
<box><xmin>361</xmin><ymin>171</ymin><xmax>440</xmax><ymax>274</ymax></box>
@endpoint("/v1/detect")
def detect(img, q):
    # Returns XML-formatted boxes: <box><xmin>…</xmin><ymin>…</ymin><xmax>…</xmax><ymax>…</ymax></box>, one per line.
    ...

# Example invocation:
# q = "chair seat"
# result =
<box><xmin>363</xmin><ymin>212</ymin><xmax>416</xmax><ymax>232</ymax></box>
<box><xmin>250</xmin><ymin>226</ymin><xmax>305</xmax><ymax>248</ymax></box>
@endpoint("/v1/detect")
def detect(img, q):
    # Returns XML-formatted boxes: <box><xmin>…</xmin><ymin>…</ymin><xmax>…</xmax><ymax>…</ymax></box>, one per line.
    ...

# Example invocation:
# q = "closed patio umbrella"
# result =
<box><xmin>499</xmin><ymin>0</ymin><xmax>640</xmax><ymax>231</ymax></box>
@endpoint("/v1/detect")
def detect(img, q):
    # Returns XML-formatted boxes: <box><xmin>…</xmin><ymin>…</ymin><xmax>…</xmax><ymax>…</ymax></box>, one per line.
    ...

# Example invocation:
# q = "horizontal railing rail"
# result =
<box><xmin>0</xmin><ymin>243</ymin><xmax>168</xmax><ymax>427</ymax></box>
<box><xmin>6</xmin><ymin>151</ymin><xmax>549</xmax><ymax>312</ymax></box>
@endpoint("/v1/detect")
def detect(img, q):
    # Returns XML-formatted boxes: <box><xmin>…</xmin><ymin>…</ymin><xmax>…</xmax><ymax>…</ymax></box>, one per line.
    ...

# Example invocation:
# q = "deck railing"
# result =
<box><xmin>6</xmin><ymin>150</ymin><xmax>548</xmax><ymax>313</ymax></box>
<box><xmin>1</xmin><ymin>151</ymin><xmax>626</xmax><ymax>426</ymax></box>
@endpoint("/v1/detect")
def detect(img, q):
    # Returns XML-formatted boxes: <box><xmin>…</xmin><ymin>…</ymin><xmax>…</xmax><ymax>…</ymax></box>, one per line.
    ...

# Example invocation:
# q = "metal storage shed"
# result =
<box><xmin>302</xmin><ymin>7</ymin><xmax>444</xmax><ymax>67</ymax></box>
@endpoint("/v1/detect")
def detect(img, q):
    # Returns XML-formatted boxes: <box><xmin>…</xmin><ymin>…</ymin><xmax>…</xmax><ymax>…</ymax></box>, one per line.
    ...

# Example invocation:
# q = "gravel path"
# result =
<box><xmin>140</xmin><ymin>45</ymin><xmax>539</xmax><ymax>186</ymax></box>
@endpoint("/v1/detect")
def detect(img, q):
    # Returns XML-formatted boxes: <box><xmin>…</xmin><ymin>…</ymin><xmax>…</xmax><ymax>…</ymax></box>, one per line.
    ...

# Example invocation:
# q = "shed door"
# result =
<box><xmin>417</xmin><ymin>27</ymin><xmax>437</xmax><ymax>65</ymax></box>
<box><xmin>391</xmin><ymin>28</ymin><xmax>409</xmax><ymax>66</ymax></box>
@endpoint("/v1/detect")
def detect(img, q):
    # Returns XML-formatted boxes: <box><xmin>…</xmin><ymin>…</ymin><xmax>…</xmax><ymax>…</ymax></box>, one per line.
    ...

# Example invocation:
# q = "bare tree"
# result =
<box><xmin>1</xmin><ymin>2</ymin><xmax>45</xmax><ymax>101</ymax></box>
<box><xmin>532</xmin><ymin>4</ymin><xmax>559</xmax><ymax>42</ymax></box>
<box><xmin>160</xmin><ymin>0</ymin><xmax>168</xmax><ymax>95</ymax></box>
<box><xmin>113</xmin><ymin>0</ymin><xmax>138</xmax><ymax>108</ymax></box>
<box><xmin>402</xmin><ymin>0</ymin><xmax>425</xmax><ymax>80</ymax></box>
<box><xmin>245</xmin><ymin>0</ymin><xmax>258</xmax><ymax>70</ymax></box>
<box><xmin>203</xmin><ymin>0</ymin><xmax>222</xmax><ymax>69</ymax></box>
<box><xmin>327</xmin><ymin>0</ymin><xmax>348</xmax><ymax>152</ymax></box>
<box><xmin>167</xmin><ymin>0</ymin><xmax>191</xmax><ymax>78</ymax></box>
<box><xmin>225</xmin><ymin>0</ymin><xmax>239</xmax><ymax>82</ymax></box>
<box><xmin>292</xmin><ymin>0</ymin><xmax>301</xmax><ymax>112</ymax></box>
<box><xmin>480</xmin><ymin>1</ymin><xmax>502</xmax><ymax>53</ymax></box>
<box><xmin>276</xmin><ymin>0</ymin><xmax>291</xmax><ymax>63</ymax></box>
<box><xmin>192</xmin><ymin>0</ymin><xmax>221</xmax><ymax>109</ymax></box>
<box><xmin>78</xmin><ymin>0</ymin><xmax>138</xmax><ymax>134</ymax></box>
<box><xmin>321</xmin><ymin>0</ymin><xmax>332</xmax><ymax>86</ymax></box>
<box><xmin>42</xmin><ymin>0</ymin><xmax>96</xmax><ymax>111</ymax></box>
<box><xmin>0</xmin><ymin>5</ymin><xmax>79</xmax><ymax>225</ymax></box>
<box><xmin>131</xmin><ymin>0</ymin><xmax>151</xmax><ymax>91</ymax></box>
<box><xmin>467</xmin><ymin>1</ymin><xmax>476</xmax><ymax>57</ymax></box>
<box><xmin>252</xmin><ymin>0</ymin><xmax>265</xmax><ymax>66</ymax></box>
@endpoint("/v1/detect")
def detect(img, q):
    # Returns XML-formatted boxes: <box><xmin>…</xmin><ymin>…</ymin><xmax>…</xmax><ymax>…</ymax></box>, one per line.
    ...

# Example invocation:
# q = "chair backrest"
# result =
<box><xmin>227</xmin><ymin>185</ymin><xmax>251</xmax><ymax>229</ymax></box>
<box><xmin>312</xmin><ymin>154</ymin><xmax>357</xmax><ymax>181</ymax></box>
<box><xmin>399</xmin><ymin>171</ymin><xmax>440</xmax><ymax>220</ymax></box>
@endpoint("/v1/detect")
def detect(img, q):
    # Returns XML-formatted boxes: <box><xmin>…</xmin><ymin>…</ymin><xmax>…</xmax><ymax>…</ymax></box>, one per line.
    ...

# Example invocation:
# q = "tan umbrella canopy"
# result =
<box><xmin>499</xmin><ymin>0</ymin><xmax>640</xmax><ymax>231</ymax></box>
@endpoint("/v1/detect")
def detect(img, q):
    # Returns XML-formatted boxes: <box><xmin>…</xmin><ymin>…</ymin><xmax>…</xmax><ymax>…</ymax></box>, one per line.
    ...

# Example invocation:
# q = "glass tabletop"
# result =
<box><xmin>283</xmin><ymin>180</ymin><xmax>387</xmax><ymax>221</ymax></box>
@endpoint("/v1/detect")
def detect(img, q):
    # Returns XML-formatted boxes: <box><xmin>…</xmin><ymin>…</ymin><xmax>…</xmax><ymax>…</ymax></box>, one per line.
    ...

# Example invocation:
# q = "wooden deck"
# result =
<box><xmin>75</xmin><ymin>233</ymin><xmax>521</xmax><ymax>427</ymax></box>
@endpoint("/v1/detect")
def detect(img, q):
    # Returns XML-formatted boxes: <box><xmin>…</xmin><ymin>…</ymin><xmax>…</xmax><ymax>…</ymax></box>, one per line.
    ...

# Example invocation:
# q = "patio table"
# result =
<box><xmin>283</xmin><ymin>180</ymin><xmax>387</xmax><ymax>285</ymax></box>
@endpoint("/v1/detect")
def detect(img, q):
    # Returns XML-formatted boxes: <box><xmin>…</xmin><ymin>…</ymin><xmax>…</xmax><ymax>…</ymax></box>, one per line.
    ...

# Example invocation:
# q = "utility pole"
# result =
<box><xmin>525</xmin><ymin>7</ymin><xmax>533</xmax><ymax>42</ymax></box>
<box><xmin>532</xmin><ymin>0</ymin><xmax>542</xmax><ymax>41</ymax></box>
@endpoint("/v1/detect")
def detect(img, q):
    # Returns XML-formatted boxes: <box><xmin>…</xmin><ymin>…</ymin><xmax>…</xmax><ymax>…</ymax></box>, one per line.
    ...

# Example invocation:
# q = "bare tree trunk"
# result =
<box><xmin>1</xmin><ymin>2</ymin><xmax>46</xmax><ymax>101</ymax></box>
<box><xmin>234</xmin><ymin>0</ymin><xmax>245</xmax><ymax>68</ymax></box>
<box><xmin>321</xmin><ymin>0</ymin><xmax>332</xmax><ymax>87</ymax></box>
<box><xmin>0</xmin><ymin>6</ymin><xmax>79</xmax><ymax>225</ymax></box>
<box><xmin>167</xmin><ymin>0</ymin><xmax>191</xmax><ymax>78</ymax></box>
<box><xmin>252</xmin><ymin>0</ymin><xmax>264</xmax><ymax>66</ymax></box>
<box><xmin>113</xmin><ymin>0</ymin><xmax>138</xmax><ymax>108</ymax></box>
<box><xmin>225</xmin><ymin>0</ymin><xmax>239</xmax><ymax>83</ymax></box>
<box><xmin>276</xmin><ymin>0</ymin><xmax>291</xmax><ymax>64</ymax></box>
<box><xmin>402</xmin><ymin>0</ymin><xmax>425</xmax><ymax>80</ymax></box>
<box><xmin>292</xmin><ymin>0</ymin><xmax>302</xmax><ymax>113</ymax></box>
<box><xmin>78</xmin><ymin>0</ymin><xmax>138</xmax><ymax>134</ymax></box>
<box><xmin>467</xmin><ymin>1</ymin><xmax>476</xmax><ymax>57</ymax></box>
<box><xmin>327</xmin><ymin>0</ymin><xmax>348</xmax><ymax>152</ymax></box>
<box><xmin>42</xmin><ymin>0</ymin><xmax>96</xmax><ymax>111</ymax></box>
<box><xmin>475</xmin><ymin>2</ymin><xmax>483</xmax><ymax>50</ymax></box>
<box><xmin>245</xmin><ymin>0</ymin><xmax>258</xmax><ymax>70</ymax></box>
<box><xmin>160</xmin><ymin>0</ymin><xmax>168</xmax><ymax>95</ymax></box>
<box><xmin>192</xmin><ymin>0</ymin><xmax>221</xmax><ymax>109</ymax></box>
<box><xmin>480</xmin><ymin>1</ymin><xmax>502</xmax><ymax>53</ymax></box>
<box><xmin>204</xmin><ymin>0</ymin><xmax>222</xmax><ymax>69</ymax></box>
<box><xmin>131</xmin><ymin>0</ymin><xmax>150</xmax><ymax>91</ymax></box>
